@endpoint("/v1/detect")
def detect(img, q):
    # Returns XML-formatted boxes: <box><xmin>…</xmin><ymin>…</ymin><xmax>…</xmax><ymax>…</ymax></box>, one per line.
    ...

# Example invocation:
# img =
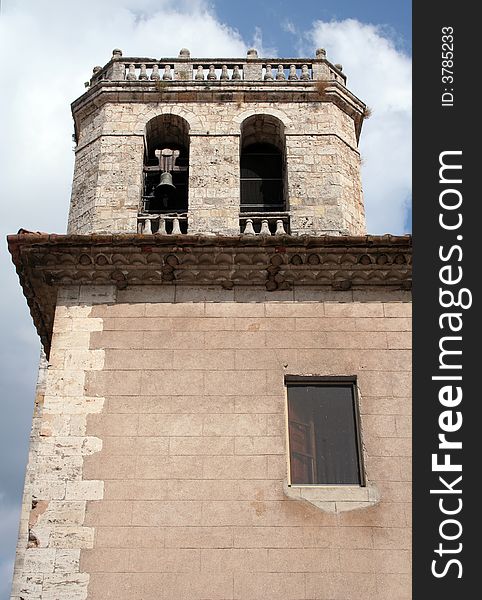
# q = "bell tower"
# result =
<box><xmin>68</xmin><ymin>47</ymin><xmax>366</xmax><ymax>237</ymax></box>
<box><xmin>8</xmin><ymin>47</ymin><xmax>412</xmax><ymax>600</ymax></box>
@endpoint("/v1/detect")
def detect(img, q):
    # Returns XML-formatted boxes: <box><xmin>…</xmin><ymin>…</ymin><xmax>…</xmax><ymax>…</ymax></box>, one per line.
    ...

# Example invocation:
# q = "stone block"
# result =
<box><xmin>80</xmin><ymin>548</ymin><xmax>130</xmax><ymax>572</ymax></box>
<box><xmin>86</xmin><ymin>370</ymin><xmax>141</xmax><ymax>396</ymax></box>
<box><xmin>65</xmin><ymin>480</ymin><xmax>104</xmax><ymax>500</ymax></box>
<box><xmin>138</xmin><ymin>414</ymin><xmax>204</xmax><ymax>436</ymax></box>
<box><xmin>387</xmin><ymin>331</ymin><xmax>412</xmax><ymax>349</ymax></box>
<box><xmin>234</xmin><ymin>572</ymin><xmax>305</xmax><ymax>599</ymax></box>
<box><xmin>129</xmin><ymin>548</ymin><xmax>201</xmax><ymax>572</ymax></box>
<box><xmin>205</xmin><ymin>303</ymin><xmax>265</xmax><ymax>317</ymax></box>
<box><xmin>204</xmin><ymin>331</ymin><xmax>266</xmax><ymax>349</ymax></box>
<box><xmin>201</xmin><ymin>548</ymin><xmax>268</xmax><ymax>572</ymax></box>
<box><xmin>49</xmin><ymin>527</ymin><xmax>95</xmax><ymax>549</ymax></box>
<box><xmin>84</xmin><ymin>501</ymin><xmax>133</xmax><ymax>526</ymax></box>
<box><xmin>383</xmin><ymin>303</ymin><xmax>412</xmax><ymax>317</ymax></box>
<box><xmin>131</xmin><ymin>501</ymin><xmax>202</xmax><ymax>526</ymax></box>
<box><xmin>203</xmin><ymin>414</ymin><xmax>267</xmax><ymax>437</ymax></box>
<box><xmin>324</xmin><ymin>303</ymin><xmax>385</xmax><ymax>317</ymax></box>
<box><xmin>172</xmin><ymin>349</ymin><xmax>235</xmax><ymax>370</ymax></box>
<box><xmin>135</xmin><ymin>455</ymin><xmax>204</xmax><ymax>479</ymax></box>
<box><xmin>234</xmin><ymin>436</ymin><xmax>285</xmax><ymax>455</ymax></box>
<box><xmin>169</xmin><ymin>436</ymin><xmax>233</xmax><ymax>455</ymax></box>
<box><xmin>204</xmin><ymin>370</ymin><xmax>267</xmax><ymax>396</ymax></box>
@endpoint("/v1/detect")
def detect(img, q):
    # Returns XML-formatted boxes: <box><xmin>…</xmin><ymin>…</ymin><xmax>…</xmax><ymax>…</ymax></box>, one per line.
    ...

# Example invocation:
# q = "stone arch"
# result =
<box><xmin>142</xmin><ymin>113</ymin><xmax>192</xmax><ymax>228</ymax></box>
<box><xmin>144</xmin><ymin>113</ymin><xmax>190</xmax><ymax>159</ymax></box>
<box><xmin>140</xmin><ymin>105</ymin><xmax>204</xmax><ymax>135</ymax></box>
<box><xmin>233</xmin><ymin>107</ymin><xmax>292</xmax><ymax>131</ymax></box>
<box><xmin>239</xmin><ymin>113</ymin><xmax>288</xmax><ymax>218</ymax></box>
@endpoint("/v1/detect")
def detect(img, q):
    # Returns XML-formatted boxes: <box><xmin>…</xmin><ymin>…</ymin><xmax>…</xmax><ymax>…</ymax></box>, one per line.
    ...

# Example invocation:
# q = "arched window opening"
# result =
<box><xmin>240</xmin><ymin>143</ymin><xmax>284</xmax><ymax>212</ymax></box>
<box><xmin>240</xmin><ymin>115</ymin><xmax>288</xmax><ymax>235</ymax></box>
<box><xmin>141</xmin><ymin>114</ymin><xmax>189</xmax><ymax>234</ymax></box>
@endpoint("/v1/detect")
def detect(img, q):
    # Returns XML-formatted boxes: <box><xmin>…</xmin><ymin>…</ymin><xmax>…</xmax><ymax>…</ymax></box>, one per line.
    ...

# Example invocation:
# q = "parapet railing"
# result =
<box><xmin>239</xmin><ymin>212</ymin><xmax>290</xmax><ymax>236</ymax></box>
<box><xmin>88</xmin><ymin>48</ymin><xmax>346</xmax><ymax>86</ymax></box>
<box><xmin>137</xmin><ymin>213</ymin><xmax>188</xmax><ymax>235</ymax></box>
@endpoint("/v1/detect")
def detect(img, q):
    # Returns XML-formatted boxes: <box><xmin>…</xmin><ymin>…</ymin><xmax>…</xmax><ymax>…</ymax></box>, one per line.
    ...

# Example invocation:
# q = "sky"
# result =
<box><xmin>0</xmin><ymin>1</ymin><xmax>411</xmax><ymax>596</ymax></box>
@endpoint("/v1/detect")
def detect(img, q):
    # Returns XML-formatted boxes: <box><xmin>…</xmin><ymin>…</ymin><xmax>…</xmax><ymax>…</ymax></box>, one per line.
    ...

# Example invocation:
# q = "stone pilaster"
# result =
<box><xmin>10</xmin><ymin>286</ymin><xmax>114</xmax><ymax>600</ymax></box>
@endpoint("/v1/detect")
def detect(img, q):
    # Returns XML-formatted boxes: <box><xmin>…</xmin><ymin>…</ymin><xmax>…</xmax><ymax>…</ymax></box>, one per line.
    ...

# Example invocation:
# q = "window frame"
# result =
<box><xmin>285</xmin><ymin>375</ymin><xmax>366</xmax><ymax>487</ymax></box>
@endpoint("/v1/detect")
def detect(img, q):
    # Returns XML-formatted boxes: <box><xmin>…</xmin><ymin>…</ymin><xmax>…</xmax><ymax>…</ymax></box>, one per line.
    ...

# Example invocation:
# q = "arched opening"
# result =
<box><xmin>240</xmin><ymin>115</ymin><xmax>288</xmax><ymax>234</ymax></box>
<box><xmin>142</xmin><ymin>114</ymin><xmax>190</xmax><ymax>233</ymax></box>
<box><xmin>241</xmin><ymin>142</ymin><xmax>284</xmax><ymax>211</ymax></box>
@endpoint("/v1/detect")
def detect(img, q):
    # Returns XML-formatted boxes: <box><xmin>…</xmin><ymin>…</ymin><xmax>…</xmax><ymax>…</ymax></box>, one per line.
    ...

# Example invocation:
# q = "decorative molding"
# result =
<box><xmin>8</xmin><ymin>233</ymin><xmax>412</xmax><ymax>356</ymax></box>
<box><xmin>283</xmin><ymin>480</ymin><xmax>380</xmax><ymax>513</ymax></box>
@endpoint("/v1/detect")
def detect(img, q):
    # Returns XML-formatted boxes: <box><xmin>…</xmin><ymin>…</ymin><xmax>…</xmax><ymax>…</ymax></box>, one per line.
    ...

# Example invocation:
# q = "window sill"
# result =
<box><xmin>283</xmin><ymin>480</ymin><xmax>380</xmax><ymax>513</ymax></box>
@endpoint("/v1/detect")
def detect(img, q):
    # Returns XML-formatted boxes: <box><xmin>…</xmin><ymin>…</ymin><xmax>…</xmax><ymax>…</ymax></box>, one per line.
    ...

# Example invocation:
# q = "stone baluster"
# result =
<box><xmin>126</xmin><ymin>64</ymin><xmax>137</xmax><ymax>80</ymax></box>
<box><xmin>144</xmin><ymin>218</ymin><xmax>152</xmax><ymax>234</ymax></box>
<box><xmin>150</xmin><ymin>64</ymin><xmax>161</xmax><ymax>80</ymax></box>
<box><xmin>195</xmin><ymin>66</ymin><xmax>204</xmax><ymax>80</ymax></box>
<box><xmin>139</xmin><ymin>64</ymin><xmax>149</xmax><ymax>80</ymax></box>
<box><xmin>172</xmin><ymin>218</ymin><xmax>182</xmax><ymax>235</ymax></box>
<box><xmin>276</xmin><ymin>65</ymin><xmax>286</xmax><ymax>81</ymax></box>
<box><xmin>243</xmin><ymin>219</ymin><xmax>255</xmax><ymax>235</ymax></box>
<box><xmin>231</xmin><ymin>65</ymin><xmax>241</xmax><ymax>80</ymax></box>
<box><xmin>137</xmin><ymin>221</ymin><xmax>143</xmax><ymax>234</ymax></box>
<box><xmin>288</xmin><ymin>64</ymin><xmax>299</xmax><ymax>80</ymax></box>
<box><xmin>220</xmin><ymin>65</ymin><xmax>229</xmax><ymax>80</ymax></box>
<box><xmin>260</xmin><ymin>219</ymin><xmax>270</xmax><ymax>235</ymax></box>
<box><xmin>264</xmin><ymin>64</ymin><xmax>274</xmax><ymax>81</ymax></box>
<box><xmin>207</xmin><ymin>65</ymin><xmax>217</xmax><ymax>80</ymax></box>
<box><xmin>158</xmin><ymin>218</ymin><xmax>167</xmax><ymax>235</ymax></box>
<box><xmin>275</xmin><ymin>219</ymin><xmax>286</xmax><ymax>235</ymax></box>
<box><xmin>163</xmin><ymin>65</ymin><xmax>173</xmax><ymax>80</ymax></box>
<box><xmin>300</xmin><ymin>64</ymin><xmax>310</xmax><ymax>80</ymax></box>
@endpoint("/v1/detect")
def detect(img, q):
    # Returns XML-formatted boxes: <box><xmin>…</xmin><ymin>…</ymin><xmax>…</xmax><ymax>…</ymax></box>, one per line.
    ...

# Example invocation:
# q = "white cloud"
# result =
<box><xmin>308</xmin><ymin>18</ymin><xmax>412</xmax><ymax>234</ymax></box>
<box><xmin>282</xmin><ymin>20</ymin><xmax>297</xmax><ymax>35</ymax></box>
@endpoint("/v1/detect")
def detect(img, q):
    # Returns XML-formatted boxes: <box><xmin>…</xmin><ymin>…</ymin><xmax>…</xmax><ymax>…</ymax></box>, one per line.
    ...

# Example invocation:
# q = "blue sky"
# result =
<box><xmin>0</xmin><ymin>1</ymin><xmax>411</xmax><ymax>597</ymax></box>
<box><xmin>214</xmin><ymin>0</ymin><xmax>411</xmax><ymax>56</ymax></box>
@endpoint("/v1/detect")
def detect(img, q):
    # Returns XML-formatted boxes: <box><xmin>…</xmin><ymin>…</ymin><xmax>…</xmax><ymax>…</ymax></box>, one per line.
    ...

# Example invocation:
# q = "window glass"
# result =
<box><xmin>240</xmin><ymin>143</ymin><xmax>284</xmax><ymax>212</ymax></box>
<box><xmin>287</xmin><ymin>380</ymin><xmax>363</xmax><ymax>485</ymax></box>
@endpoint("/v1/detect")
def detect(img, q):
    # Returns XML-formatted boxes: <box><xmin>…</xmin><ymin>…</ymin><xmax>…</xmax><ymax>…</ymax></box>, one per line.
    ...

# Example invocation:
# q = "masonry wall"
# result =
<box><xmin>68</xmin><ymin>101</ymin><xmax>365</xmax><ymax>236</ymax></box>
<box><xmin>12</xmin><ymin>285</ymin><xmax>411</xmax><ymax>600</ymax></box>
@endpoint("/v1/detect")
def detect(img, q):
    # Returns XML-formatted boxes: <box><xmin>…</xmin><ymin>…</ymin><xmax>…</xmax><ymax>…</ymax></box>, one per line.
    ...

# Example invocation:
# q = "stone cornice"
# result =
<box><xmin>71</xmin><ymin>80</ymin><xmax>365</xmax><ymax>143</ymax></box>
<box><xmin>8</xmin><ymin>233</ymin><xmax>412</xmax><ymax>356</ymax></box>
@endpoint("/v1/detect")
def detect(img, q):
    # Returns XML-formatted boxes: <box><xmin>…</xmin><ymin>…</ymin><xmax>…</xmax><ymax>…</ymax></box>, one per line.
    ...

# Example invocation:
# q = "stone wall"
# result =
<box><xmin>12</xmin><ymin>284</ymin><xmax>411</xmax><ymax>600</ymax></box>
<box><xmin>10</xmin><ymin>287</ymin><xmax>113</xmax><ymax>600</ymax></box>
<box><xmin>68</xmin><ymin>100</ymin><xmax>365</xmax><ymax>236</ymax></box>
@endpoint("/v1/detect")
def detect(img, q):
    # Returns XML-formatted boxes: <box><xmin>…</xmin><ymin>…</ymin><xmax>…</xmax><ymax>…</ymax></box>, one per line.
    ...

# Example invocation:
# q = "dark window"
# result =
<box><xmin>286</xmin><ymin>377</ymin><xmax>364</xmax><ymax>485</ymax></box>
<box><xmin>240</xmin><ymin>143</ymin><xmax>284</xmax><ymax>212</ymax></box>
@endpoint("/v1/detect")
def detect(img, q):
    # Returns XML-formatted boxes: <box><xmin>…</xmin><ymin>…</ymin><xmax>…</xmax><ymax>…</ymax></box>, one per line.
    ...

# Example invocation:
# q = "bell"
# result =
<box><xmin>154</xmin><ymin>171</ymin><xmax>176</xmax><ymax>207</ymax></box>
<box><xmin>156</xmin><ymin>171</ymin><xmax>176</xmax><ymax>191</ymax></box>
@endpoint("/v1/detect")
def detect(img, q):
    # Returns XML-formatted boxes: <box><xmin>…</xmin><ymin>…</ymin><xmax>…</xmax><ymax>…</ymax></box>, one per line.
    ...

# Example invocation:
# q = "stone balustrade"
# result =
<box><xmin>137</xmin><ymin>213</ymin><xmax>188</xmax><ymax>235</ymax></box>
<box><xmin>137</xmin><ymin>213</ymin><xmax>290</xmax><ymax>236</ymax></box>
<box><xmin>240</xmin><ymin>213</ymin><xmax>290</xmax><ymax>236</ymax></box>
<box><xmin>88</xmin><ymin>48</ymin><xmax>346</xmax><ymax>86</ymax></box>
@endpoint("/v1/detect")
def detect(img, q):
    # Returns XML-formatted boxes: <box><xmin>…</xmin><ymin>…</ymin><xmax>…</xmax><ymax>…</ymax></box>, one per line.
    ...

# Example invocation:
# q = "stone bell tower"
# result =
<box><xmin>68</xmin><ymin>47</ymin><xmax>365</xmax><ymax>237</ymax></box>
<box><xmin>8</xmin><ymin>48</ymin><xmax>412</xmax><ymax>600</ymax></box>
